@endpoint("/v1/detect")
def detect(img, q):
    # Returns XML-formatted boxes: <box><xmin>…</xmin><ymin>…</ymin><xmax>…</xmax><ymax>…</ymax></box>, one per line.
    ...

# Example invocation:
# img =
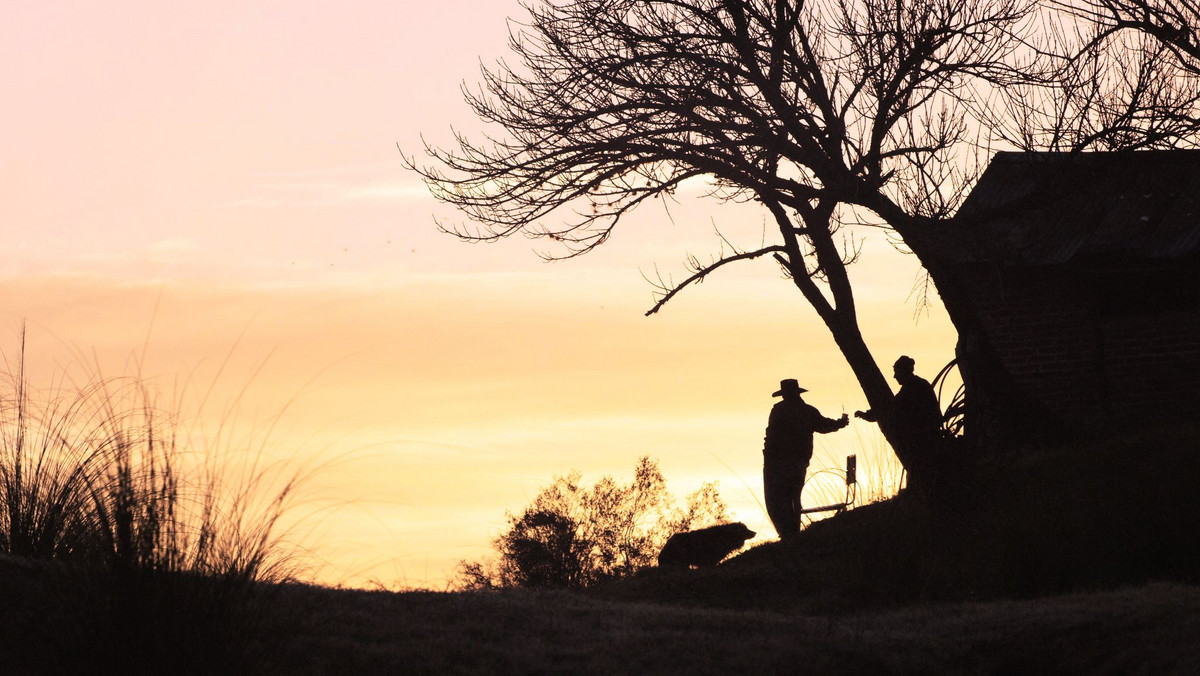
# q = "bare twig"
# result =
<box><xmin>644</xmin><ymin>244</ymin><xmax>786</xmax><ymax>315</ymax></box>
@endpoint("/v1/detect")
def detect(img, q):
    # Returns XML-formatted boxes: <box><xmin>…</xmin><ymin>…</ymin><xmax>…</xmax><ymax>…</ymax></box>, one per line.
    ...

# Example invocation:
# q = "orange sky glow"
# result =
<box><xmin>4</xmin><ymin>1</ymin><xmax>956</xmax><ymax>587</ymax></box>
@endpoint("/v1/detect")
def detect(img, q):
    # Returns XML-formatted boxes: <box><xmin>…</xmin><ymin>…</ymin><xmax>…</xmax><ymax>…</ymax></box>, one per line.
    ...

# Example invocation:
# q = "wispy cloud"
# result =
<box><xmin>223</xmin><ymin>162</ymin><xmax>430</xmax><ymax>207</ymax></box>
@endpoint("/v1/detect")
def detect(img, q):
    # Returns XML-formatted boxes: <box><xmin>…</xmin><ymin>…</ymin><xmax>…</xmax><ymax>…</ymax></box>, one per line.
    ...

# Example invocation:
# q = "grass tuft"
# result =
<box><xmin>0</xmin><ymin>330</ymin><xmax>309</xmax><ymax>673</ymax></box>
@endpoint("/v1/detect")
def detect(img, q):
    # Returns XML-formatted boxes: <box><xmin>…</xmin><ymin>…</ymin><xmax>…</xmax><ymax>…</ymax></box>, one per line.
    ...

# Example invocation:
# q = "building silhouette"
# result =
<box><xmin>938</xmin><ymin>150</ymin><xmax>1200</xmax><ymax>437</ymax></box>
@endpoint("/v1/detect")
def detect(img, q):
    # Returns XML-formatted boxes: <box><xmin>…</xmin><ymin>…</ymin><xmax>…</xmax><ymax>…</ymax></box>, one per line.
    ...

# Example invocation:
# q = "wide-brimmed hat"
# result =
<box><xmin>772</xmin><ymin>378</ymin><xmax>808</xmax><ymax>397</ymax></box>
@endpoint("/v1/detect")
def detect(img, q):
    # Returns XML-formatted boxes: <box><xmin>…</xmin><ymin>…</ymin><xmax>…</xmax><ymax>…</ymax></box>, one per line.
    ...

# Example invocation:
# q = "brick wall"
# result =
<box><xmin>1102</xmin><ymin>309</ymin><xmax>1200</xmax><ymax>421</ymax></box>
<box><xmin>961</xmin><ymin>263</ymin><xmax>1199</xmax><ymax>430</ymax></box>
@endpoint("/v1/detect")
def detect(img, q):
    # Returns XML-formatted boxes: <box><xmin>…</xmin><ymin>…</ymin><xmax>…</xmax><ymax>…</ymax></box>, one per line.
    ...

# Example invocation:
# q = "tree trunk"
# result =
<box><xmin>779</xmin><ymin>199</ymin><xmax>924</xmax><ymax>473</ymax></box>
<box><xmin>812</xmin><ymin>301</ymin><xmax>934</xmax><ymax>471</ymax></box>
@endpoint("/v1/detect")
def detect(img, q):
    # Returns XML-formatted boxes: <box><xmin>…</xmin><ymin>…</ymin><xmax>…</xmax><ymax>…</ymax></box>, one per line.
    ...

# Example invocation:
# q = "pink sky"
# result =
<box><xmin>3</xmin><ymin>1</ymin><xmax>955</xmax><ymax>587</ymax></box>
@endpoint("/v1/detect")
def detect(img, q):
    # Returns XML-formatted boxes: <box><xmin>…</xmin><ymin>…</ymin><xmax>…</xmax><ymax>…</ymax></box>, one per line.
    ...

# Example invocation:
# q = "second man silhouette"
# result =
<box><xmin>856</xmin><ymin>355</ymin><xmax>943</xmax><ymax>492</ymax></box>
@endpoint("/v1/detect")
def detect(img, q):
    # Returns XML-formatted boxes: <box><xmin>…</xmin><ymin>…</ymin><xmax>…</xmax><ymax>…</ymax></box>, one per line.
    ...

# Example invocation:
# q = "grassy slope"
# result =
<box><xmin>605</xmin><ymin>422</ymin><xmax>1200</xmax><ymax>614</ymax></box>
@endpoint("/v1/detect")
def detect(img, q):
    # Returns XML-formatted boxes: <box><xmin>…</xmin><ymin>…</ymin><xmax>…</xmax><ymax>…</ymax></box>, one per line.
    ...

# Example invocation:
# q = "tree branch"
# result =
<box><xmin>644</xmin><ymin>244</ymin><xmax>786</xmax><ymax>316</ymax></box>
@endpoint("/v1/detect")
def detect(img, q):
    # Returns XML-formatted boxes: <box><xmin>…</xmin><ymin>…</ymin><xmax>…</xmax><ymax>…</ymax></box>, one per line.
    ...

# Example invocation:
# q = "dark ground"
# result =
<box><xmin>268</xmin><ymin>580</ymin><xmax>1200</xmax><ymax>674</ymax></box>
<box><xmin>4</xmin><ymin>424</ymin><xmax>1198</xmax><ymax>674</ymax></box>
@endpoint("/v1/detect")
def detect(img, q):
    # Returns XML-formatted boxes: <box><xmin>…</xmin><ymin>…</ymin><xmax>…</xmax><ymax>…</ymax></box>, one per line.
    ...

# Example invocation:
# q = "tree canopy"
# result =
<box><xmin>408</xmin><ymin>0</ymin><xmax>1200</xmax><ymax>457</ymax></box>
<box><xmin>1054</xmin><ymin>1</ymin><xmax>1200</xmax><ymax>75</ymax></box>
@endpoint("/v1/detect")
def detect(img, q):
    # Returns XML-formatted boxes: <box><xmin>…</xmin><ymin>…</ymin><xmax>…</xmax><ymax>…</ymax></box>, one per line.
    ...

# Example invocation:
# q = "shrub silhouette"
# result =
<box><xmin>457</xmin><ymin>456</ymin><xmax>729</xmax><ymax>590</ymax></box>
<box><xmin>500</xmin><ymin>509</ymin><xmax>586</xmax><ymax>589</ymax></box>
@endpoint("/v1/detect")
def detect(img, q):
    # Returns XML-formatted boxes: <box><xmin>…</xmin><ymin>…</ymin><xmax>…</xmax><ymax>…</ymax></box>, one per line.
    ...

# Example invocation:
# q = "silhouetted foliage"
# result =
<box><xmin>456</xmin><ymin>456</ymin><xmax>729</xmax><ymax>590</ymax></box>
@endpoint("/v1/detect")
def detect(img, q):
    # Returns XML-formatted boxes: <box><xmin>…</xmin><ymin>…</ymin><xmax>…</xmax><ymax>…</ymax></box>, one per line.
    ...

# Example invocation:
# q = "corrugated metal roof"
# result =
<box><xmin>942</xmin><ymin>150</ymin><xmax>1200</xmax><ymax>265</ymax></box>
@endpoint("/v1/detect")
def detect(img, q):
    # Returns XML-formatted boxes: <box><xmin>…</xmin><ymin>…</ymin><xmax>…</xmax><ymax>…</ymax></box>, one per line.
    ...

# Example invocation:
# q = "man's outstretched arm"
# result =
<box><xmin>814</xmin><ymin>411</ymin><xmax>851</xmax><ymax>434</ymax></box>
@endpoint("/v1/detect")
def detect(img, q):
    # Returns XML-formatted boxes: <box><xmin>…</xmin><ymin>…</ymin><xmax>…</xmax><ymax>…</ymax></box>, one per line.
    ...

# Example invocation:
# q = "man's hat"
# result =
<box><xmin>772</xmin><ymin>378</ymin><xmax>808</xmax><ymax>397</ymax></box>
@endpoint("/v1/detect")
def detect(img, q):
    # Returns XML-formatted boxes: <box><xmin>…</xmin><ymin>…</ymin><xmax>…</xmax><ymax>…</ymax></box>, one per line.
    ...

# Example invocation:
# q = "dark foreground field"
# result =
<box><xmin>5</xmin><ymin>425</ymin><xmax>1198</xmax><ymax>674</ymax></box>
<box><xmin>8</xmin><ymin>556</ymin><xmax>1200</xmax><ymax>674</ymax></box>
<box><xmin>269</xmin><ymin>581</ymin><xmax>1200</xmax><ymax>674</ymax></box>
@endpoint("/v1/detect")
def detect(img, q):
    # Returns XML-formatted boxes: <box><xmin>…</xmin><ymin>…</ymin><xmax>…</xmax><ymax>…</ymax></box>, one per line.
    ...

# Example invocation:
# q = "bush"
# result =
<box><xmin>457</xmin><ymin>456</ymin><xmax>729</xmax><ymax>590</ymax></box>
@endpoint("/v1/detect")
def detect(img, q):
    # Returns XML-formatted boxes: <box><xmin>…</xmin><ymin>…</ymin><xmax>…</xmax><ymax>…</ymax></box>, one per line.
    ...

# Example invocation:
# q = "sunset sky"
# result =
<box><xmin>3</xmin><ymin>1</ymin><xmax>957</xmax><ymax>587</ymax></box>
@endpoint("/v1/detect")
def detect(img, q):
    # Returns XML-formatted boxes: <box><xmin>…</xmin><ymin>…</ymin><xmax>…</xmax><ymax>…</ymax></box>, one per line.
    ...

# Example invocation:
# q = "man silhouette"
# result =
<box><xmin>855</xmin><ymin>356</ymin><xmax>943</xmax><ymax>492</ymax></box>
<box><xmin>762</xmin><ymin>378</ymin><xmax>849</xmax><ymax>539</ymax></box>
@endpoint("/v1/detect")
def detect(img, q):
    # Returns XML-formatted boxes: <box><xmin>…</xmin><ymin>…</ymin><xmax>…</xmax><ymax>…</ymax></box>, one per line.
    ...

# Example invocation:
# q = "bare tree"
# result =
<box><xmin>983</xmin><ymin>2</ymin><xmax>1200</xmax><ymax>151</ymax></box>
<box><xmin>407</xmin><ymin>0</ymin><xmax>1200</xmax><ymax>466</ymax></box>
<box><xmin>1052</xmin><ymin>1</ymin><xmax>1200</xmax><ymax>74</ymax></box>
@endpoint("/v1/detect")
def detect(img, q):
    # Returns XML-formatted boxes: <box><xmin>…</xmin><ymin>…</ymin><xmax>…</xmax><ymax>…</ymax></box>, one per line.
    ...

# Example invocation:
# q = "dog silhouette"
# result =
<box><xmin>657</xmin><ymin>522</ymin><xmax>756</xmax><ymax>567</ymax></box>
